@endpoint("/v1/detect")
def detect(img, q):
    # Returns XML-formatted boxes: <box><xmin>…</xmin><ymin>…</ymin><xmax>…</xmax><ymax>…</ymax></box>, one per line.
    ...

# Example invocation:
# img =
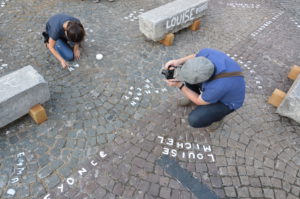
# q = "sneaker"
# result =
<box><xmin>177</xmin><ymin>97</ymin><xmax>192</xmax><ymax>106</ymax></box>
<box><xmin>206</xmin><ymin>120</ymin><xmax>223</xmax><ymax>132</ymax></box>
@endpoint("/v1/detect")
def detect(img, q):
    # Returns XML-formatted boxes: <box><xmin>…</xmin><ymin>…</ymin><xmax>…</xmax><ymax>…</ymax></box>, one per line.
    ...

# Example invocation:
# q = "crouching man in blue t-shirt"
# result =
<box><xmin>163</xmin><ymin>48</ymin><xmax>245</xmax><ymax>128</ymax></box>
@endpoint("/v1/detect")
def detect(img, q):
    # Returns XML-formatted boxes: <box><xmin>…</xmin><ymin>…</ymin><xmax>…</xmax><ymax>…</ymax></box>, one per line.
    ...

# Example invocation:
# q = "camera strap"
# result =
<box><xmin>211</xmin><ymin>71</ymin><xmax>244</xmax><ymax>81</ymax></box>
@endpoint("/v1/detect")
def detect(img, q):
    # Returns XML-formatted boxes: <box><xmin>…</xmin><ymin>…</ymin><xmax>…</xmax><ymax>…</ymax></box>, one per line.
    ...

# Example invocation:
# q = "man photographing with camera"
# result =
<box><xmin>163</xmin><ymin>48</ymin><xmax>245</xmax><ymax>129</ymax></box>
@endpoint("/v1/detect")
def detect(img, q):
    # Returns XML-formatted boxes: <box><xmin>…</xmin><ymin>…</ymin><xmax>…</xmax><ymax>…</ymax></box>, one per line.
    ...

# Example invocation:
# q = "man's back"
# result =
<box><xmin>197</xmin><ymin>48</ymin><xmax>246</xmax><ymax>110</ymax></box>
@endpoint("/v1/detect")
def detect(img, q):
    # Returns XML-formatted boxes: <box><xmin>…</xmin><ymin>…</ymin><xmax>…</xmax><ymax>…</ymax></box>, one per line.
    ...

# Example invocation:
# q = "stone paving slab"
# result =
<box><xmin>0</xmin><ymin>0</ymin><xmax>300</xmax><ymax>198</ymax></box>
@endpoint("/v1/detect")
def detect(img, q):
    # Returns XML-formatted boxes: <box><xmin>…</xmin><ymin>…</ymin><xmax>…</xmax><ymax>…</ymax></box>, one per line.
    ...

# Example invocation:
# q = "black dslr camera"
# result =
<box><xmin>161</xmin><ymin>69</ymin><xmax>175</xmax><ymax>79</ymax></box>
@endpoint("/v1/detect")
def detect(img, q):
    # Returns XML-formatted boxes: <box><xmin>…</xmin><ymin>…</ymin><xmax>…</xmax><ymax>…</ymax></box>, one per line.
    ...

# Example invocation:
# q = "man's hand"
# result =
<box><xmin>164</xmin><ymin>54</ymin><xmax>196</xmax><ymax>69</ymax></box>
<box><xmin>164</xmin><ymin>59</ymin><xmax>181</xmax><ymax>69</ymax></box>
<box><xmin>164</xmin><ymin>79</ymin><xmax>182</xmax><ymax>87</ymax></box>
<box><xmin>74</xmin><ymin>47</ymin><xmax>81</xmax><ymax>60</ymax></box>
<box><xmin>60</xmin><ymin>60</ymin><xmax>70</xmax><ymax>69</ymax></box>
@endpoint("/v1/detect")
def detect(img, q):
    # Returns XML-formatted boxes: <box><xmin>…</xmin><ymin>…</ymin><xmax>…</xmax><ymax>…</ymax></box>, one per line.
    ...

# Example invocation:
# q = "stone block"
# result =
<box><xmin>268</xmin><ymin>88</ymin><xmax>286</xmax><ymax>107</ymax></box>
<box><xmin>288</xmin><ymin>65</ymin><xmax>300</xmax><ymax>80</ymax></box>
<box><xmin>139</xmin><ymin>0</ymin><xmax>208</xmax><ymax>41</ymax></box>
<box><xmin>277</xmin><ymin>75</ymin><xmax>300</xmax><ymax>123</ymax></box>
<box><xmin>0</xmin><ymin>65</ymin><xmax>50</xmax><ymax>128</ymax></box>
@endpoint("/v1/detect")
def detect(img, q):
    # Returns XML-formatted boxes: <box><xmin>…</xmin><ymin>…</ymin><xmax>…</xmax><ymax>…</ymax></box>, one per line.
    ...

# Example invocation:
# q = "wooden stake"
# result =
<box><xmin>159</xmin><ymin>33</ymin><xmax>175</xmax><ymax>46</ymax></box>
<box><xmin>29</xmin><ymin>104</ymin><xmax>48</xmax><ymax>124</ymax></box>
<box><xmin>268</xmin><ymin>89</ymin><xmax>286</xmax><ymax>107</ymax></box>
<box><xmin>288</xmin><ymin>65</ymin><xmax>300</xmax><ymax>80</ymax></box>
<box><xmin>189</xmin><ymin>19</ymin><xmax>201</xmax><ymax>31</ymax></box>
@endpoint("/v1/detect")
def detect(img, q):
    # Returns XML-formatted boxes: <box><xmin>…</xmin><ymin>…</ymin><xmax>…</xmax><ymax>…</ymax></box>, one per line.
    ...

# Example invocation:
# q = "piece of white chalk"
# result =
<box><xmin>7</xmin><ymin>189</ymin><xmax>16</xmax><ymax>196</ymax></box>
<box><xmin>96</xmin><ymin>54</ymin><xmax>103</xmax><ymax>60</ymax></box>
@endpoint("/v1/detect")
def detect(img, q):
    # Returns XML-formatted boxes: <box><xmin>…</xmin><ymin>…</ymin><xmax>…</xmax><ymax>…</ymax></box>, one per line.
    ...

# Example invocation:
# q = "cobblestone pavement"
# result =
<box><xmin>0</xmin><ymin>0</ymin><xmax>300</xmax><ymax>198</ymax></box>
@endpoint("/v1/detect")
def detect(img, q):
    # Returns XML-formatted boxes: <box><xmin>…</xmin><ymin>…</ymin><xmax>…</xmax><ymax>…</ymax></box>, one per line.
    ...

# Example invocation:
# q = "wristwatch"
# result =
<box><xmin>179</xmin><ymin>83</ymin><xmax>185</xmax><ymax>90</ymax></box>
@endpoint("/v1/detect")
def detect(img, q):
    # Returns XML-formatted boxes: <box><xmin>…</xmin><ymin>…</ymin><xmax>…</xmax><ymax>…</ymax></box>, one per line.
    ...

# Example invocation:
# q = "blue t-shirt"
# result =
<box><xmin>196</xmin><ymin>48</ymin><xmax>245</xmax><ymax>110</ymax></box>
<box><xmin>46</xmin><ymin>13</ymin><xmax>80</xmax><ymax>41</ymax></box>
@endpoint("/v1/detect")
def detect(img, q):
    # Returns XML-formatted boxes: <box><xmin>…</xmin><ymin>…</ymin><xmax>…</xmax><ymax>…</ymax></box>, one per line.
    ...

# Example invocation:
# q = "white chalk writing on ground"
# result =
<box><xmin>251</xmin><ymin>11</ymin><xmax>284</xmax><ymax>37</ymax></box>
<box><xmin>124</xmin><ymin>9</ymin><xmax>144</xmax><ymax>22</ymax></box>
<box><xmin>157</xmin><ymin>136</ymin><xmax>215</xmax><ymax>162</ymax></box>
<box><xmin>227</xmin><ymin>53</ymin><xmax>262</xmax><ymax>90</ymax></box>
<box><xmin>290</xmin><ymin>17</ymin><xmax>300</xmax><ymax>28</ymax></box>
<box><xmin>43</xmin><ymin>150</ymin><xmax>108</xmax><ymax>199</ymax></box>
<box><xmin>6</xmin><ymin>152</ymin><xmax>26</xmax><ymax>196</ymax></box>
<box><xmin>123</xmin><ymin>78</ymin><xmax>168</xmax><ymax>107</ymax></box>
<box><xmin>0</xmin><ymin>62</ymin><xmax>8</xmax><ymax>71</ymax></box>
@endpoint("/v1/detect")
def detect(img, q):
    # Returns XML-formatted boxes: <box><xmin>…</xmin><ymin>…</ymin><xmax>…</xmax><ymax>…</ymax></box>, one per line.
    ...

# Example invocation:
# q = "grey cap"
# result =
<box><xmin>174</xmin><ymin>56</ymin><xmax>214</xmax><ymax>84</ymax></box>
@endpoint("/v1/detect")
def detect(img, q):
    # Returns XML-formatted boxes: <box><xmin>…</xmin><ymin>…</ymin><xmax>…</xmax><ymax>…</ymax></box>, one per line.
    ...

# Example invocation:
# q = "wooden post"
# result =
<box><xmin>29</xmin><ymin>104</ymin><xmax>48</xmax><ymax>124</ymax></box>
<box><xmin>268</xmin><ymin>89</ymin><xmax>286</xmax><ymax>107</ymax></box>
<box><xmin>159</xmin><ymin>33</ymin><xmax>175</xmax><ymax>46</ymax></box>
<box><xmin>288</xmin><ymin>65</ymin><xmax>300</xmax><ymax>80</ymax></box>
<box><xmin>189</xmin><ymin>19</ymin><xmax>201</xmax><ymax>31</ymax></box>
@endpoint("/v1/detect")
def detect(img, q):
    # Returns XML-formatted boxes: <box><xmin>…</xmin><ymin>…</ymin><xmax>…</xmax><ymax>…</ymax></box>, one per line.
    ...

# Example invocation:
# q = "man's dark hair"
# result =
<box><xmin>66</xmin><ymin>21</ymin><xmax>85</xmax><ymax>43</ymax></box>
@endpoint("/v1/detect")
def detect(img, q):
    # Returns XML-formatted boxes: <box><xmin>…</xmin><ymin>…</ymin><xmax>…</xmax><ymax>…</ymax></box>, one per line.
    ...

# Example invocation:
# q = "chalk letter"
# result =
<box><xmin>182</xmin><ymin>151</ymin><xmax>186</xmax><ymax>159</ymax></box>
<box><xmin>189</xmin><ymin>8</ymin><xmax>195</xmax><ymax>21</ymax></box>
<box><xmin>11</xmin><ymin>177</ymin><xmax>19</xmax><ymax>184</ymax></box>
<box><xmin>176</xmin><ymin>13</ymin><xmax>183</xmax><ymax>25</ymax></box>
<box><xmin>208</xmin><ymin>154</ymin><xmax>215</xmax><ymax>162</ymax></box>
<box><xmin>43</xmin><ymin>194</ymin><xmax>51</xmax><ymax>199</ymax></box>
<box><xmin>166</xmin><ymin>138</ymin><xmax>174</xmax><ymax>146</ymax></box>
<box><xmin>197</xmin><ymin>153</ymin><xmax>204</xmax><ymax>160</ymax></box>
<box><xmin>157</xmin><ymin>136</ymin><xmax>164</xmax><ymax>144</ymax></box>
<box><xmin>16</xmin><ymin>159</ymin><xmax>24</xmax><ymax>166</ymax></box>
<box><xmin>184</xmin><ymin>10</ymin><xmax>190</xmax><ymax>23</ymax></box>
<box><xmin>185</xmin><ymin>143</ymin><xmax>192</xmax><ymax>150</ymax></box>
<box><xmin>90</xmin><ymin>160</ymin><xmax>98</xmax><ymax>167</ymax></box>
<box><xmin>203</xmin><ymin>145</ymin><xmax>212</xmax><ymax>152</ymax></box>
<box><xmin>17</xmin><ymin>152</ymin><xmax>25</xmax><ymax>158</ymax></box>
<box><xmin>176</xmin><ymin>142</ymin><xmax>184</xmax><ymax>149</ymax></box>
<box><xmin>162</xmin><ymin>147</ymin><xmax>169</xmax><ymax>155</ymax></box>
<box><xmin>188</xmin><ymin>152</ymin><xmax>195</xmax><ymax>159</ymax></box>
<box><xmin>170</xmin><ymin>149</ymin><xmax>177</xmax><ymax>157</ymax></box>
<box><xmin>171</xmin><ymin>17</ymin><xmax>176</xmax><ymax>27</ymax></box>
<box><xmin>67</xmin><ymin>178</ymin><xmax>75</xmax><ymax>185</ymax></box>
<box><xmin>166</xmin><ymin>20</ymin><xmax>172</xmax><ymax>29</ymax></box>
<box><xmin>193</xmin><ymin>143</ymin><xmax>200</xmax><ymax>150</ymax></box>
<box><xmin>58</xmin><ymin>184</ymin><xmax>64</xmax><ymax>192</ymax></box>
<box><xmin>78</xmin><ymin>168</ymin><xmax>87</xmax><ymax>176</ymax></box>
<box><xmin>17</xmin><ymin>167</ymin><xmax>25</xmax><ymax>175</ymax></box>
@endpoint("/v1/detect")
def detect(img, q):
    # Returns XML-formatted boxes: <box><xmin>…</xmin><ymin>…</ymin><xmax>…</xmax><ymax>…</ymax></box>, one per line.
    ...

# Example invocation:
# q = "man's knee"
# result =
<box><xmin>188</xmin><ymin>112</ymin><xmax>208</xmax><ymax>128</ymax></box>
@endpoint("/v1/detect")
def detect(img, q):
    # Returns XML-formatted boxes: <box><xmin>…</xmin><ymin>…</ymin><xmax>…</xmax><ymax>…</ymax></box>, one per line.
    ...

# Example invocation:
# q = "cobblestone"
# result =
<box><xmin>160</xmin><ymin>187</ymin><xmax>171</xmax><ymax>199</ymax></box>
<box><xmin>224</xmin><ymin>186</ymin><xmax>236</xmax><ymax>197</ymax></box>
